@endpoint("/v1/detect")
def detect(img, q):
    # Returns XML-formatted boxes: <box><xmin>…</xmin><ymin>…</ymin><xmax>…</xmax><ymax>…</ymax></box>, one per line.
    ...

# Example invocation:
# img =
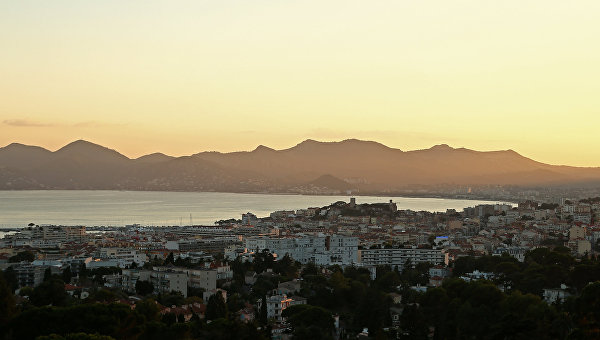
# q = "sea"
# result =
<box><xmin>0</xmin><ymin>190</ymin><xmax>507</xmax><ymax>230</ymax></box>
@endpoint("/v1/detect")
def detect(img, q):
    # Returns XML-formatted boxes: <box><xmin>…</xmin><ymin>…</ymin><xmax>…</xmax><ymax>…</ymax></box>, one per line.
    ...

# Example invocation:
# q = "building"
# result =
<box><xmin>98</xmin><ymin>248</ymin><xmax>147</xmax><ymax>267</ymax></box>
<box><xmin>270</xmin><ymin>211</ymin><xmax>295</xmax><ymax>219</ymax></box>
<box><xmin>359</xmin><ymin>247</ymin><xmax>447</xmax><ymax>270</ymax></box>
<box><xmin>570</xmin><ymin>226</ymin><xmax>586</xmax><ymax>240</ymax></box>
<box><xmin>543</xmin><ymin>284</ymin><xmax>571</xmax><ymax>304</ymax></box>
<box><xmin>184</xmin><ymin>268</ymin><xmax>217</xmax><ymax>290</ymax></box>
<box><xmin>242</xmin><ymin>212</ymin><xmax>259</xmax><ymax>226</ymax></box>
<box><xmin>257</xmin><ymin>294</ymin><xmax>306</xmax><ymax>322</ymax></box>
<box><xmin>215</xmin><ymin>264</ymin><xmax>233</xmax><ymax>280</ymax></box>
<box><xmin>11</xmin><ymin>225</ymin><xmax>87</xmax><ymax>247</ymax></box>
<box><xmin>122</xmin><ymin>267</ymin><xmax>188</xmax><ymax>297</ymax></box>
<box><xmin>245</xmin><ymin>234</ymin><xmax>358</xmax><ymax>266</ymax></box>
<box><xmin>13</xmin><ymin>263</ymin><xmax>46</xmax><ymax>287</ymax></box>
<box><xmin>154</xmin><ymin>267</ymin><xmax>217</xmax><ymax>291</ymax></box>
<box><xmin>492</xmin><ymin>247</ymin><xmax>530</xmax><ymax>262</ymax></box>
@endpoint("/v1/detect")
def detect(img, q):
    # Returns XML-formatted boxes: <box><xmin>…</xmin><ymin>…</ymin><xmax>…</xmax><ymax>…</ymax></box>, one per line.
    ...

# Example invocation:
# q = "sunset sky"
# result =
<box><xmin>1</xmin><ymin>1</ymin><xmax>599</xmax><ymax>166</ymax></box>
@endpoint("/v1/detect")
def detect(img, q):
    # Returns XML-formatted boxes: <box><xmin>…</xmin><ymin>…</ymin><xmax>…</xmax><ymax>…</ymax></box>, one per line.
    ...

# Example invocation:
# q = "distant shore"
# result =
<box><xmin>0</xmin><ymin>188</ymin><xmax>518</xmax><ymax>204</ymax></box>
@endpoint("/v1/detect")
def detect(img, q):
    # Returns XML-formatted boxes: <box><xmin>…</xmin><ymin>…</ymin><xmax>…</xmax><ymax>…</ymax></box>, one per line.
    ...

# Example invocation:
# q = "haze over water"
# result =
<box><xmin>0</xmin><ymin>190</ymin><xmax>507</xmax><ymax>229</ymax></box>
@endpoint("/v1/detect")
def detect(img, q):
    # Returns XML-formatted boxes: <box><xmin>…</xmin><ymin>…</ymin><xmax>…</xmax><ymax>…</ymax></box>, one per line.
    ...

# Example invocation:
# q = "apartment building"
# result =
<box><xmin>245</xmin><ymin>234</ymin><xmax>358</xmax><ymax>265</ymax></box>
<box><xmin>98</xmin><ymin>248</ymin><xmax>147</xmax><ymax>267</ymax></box>
<box><xmin>122</xmin><ymin>268</ymin><xmax>188</xmax><ymax>297</ymax></box>
<box><xmin>359</xmin><ymin>247</ymin><xmax>447</xmax><ymax>270</ymax></box>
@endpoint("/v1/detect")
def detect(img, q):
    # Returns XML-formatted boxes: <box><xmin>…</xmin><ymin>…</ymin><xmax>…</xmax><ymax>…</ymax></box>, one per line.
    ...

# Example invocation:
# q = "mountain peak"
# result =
<box><xmin>58</xmin><ymin>139</ymin><xmax>99</xmax><ymax>150</ymax></box>
<box><xmin>289</xmin><ymin>138</ymin><xmax>396</xmax><ymax>151</ymax></box>
<box><xmin>429</xmin><ymin>144</ymin><xmax>454</xmax><ymax>151</ymax></box>
<box><xmin>2</xmin><ymin>142</ymin><xmax>49</xmax><ymax>151</ymax></box>
<box><xmin>56</xmin><ymin>140</ymin><xmax>129</xmax><ymax>160</ymax></box>
<box><xmin>5</xmin><ymin>142</ymin><xmax>26</xmax><ymax>148</ymax></box>
<box><xmin>253</xmin><ymin>145</ymin><xmax>275</xmax><ymax>153</ymax></box>
<box><xmin>297</xmin><ymin>139</ymin><xmax>319</xmax><ymax>146</ymax></box>
<box><xmin>135</xmin><ymin>152</ymin><xmax>174</xmax><ymax>163</ymax></box>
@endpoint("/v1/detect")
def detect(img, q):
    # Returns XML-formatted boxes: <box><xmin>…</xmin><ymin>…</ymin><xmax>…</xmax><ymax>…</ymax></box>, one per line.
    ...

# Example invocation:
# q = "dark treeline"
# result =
<box><xmin>453</xmin><ymin>247</ymin><xmax>600</xmax><ymax>294</ymax></box>
<box><xmin>2</xmin><ymin>246</ymin><xmax>600</xmax><ymax>339</ymax></box>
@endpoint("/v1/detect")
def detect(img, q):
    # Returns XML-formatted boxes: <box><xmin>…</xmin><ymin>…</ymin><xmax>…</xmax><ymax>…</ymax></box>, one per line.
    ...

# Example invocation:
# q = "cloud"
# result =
<box><xmin>2</xmin><ymin>119</ymin><xmax>54</xmax><ymax>127</ymax></box>
<box><xmin>3</xmin><ymin>119</ymin><xmax>126</xmax><ymax>129</ymax></box>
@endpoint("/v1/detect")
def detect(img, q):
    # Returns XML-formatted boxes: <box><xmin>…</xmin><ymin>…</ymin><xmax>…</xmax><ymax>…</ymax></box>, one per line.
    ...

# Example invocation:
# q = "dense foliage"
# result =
<box><xmin>4</xmin><ymin>246</ymin><xmax>600</xmax><ymax>339</ymax></box>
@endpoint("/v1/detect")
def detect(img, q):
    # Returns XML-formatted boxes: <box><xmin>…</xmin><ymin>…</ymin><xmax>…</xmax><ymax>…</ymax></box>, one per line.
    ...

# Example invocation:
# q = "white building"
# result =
<box><xmin>98</xmin><ymin>248</ymin><xmax>147</xmax><ymax>267</ymax></box>
<box><xmin>543</xmin><ymin>284</ymin><xmax>571</xmax><ymax>304</ymax></box>
<box><xmin>245</xmin><ymin>235</ymin><xmax>358</xmax><ymax>266</ymax></box>
<box><xmin>492</xmin><ymin>247</ymin><xmax>530</xmax><ymax>262</ymax></box>
<box><xmin>359</xmin><ymin>247</ymin><xmax>447</xmax><ymax>270</ymax></box>
<box><xmin>8</xmin><ymin>225</ymin><xmax>87</xmax><ymax>248</ymax></box>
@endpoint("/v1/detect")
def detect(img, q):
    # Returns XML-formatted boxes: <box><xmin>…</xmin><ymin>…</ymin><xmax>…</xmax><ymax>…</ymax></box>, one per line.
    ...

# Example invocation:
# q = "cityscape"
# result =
<box><xmin>2</xmin><ymin>195</ymin><xmax>600</xmax><ymax>339</ymax></box>
<box><xmin>3</xmin><ymin>1</ymin><xmax>600</xmax><ymax>339</ymax></box>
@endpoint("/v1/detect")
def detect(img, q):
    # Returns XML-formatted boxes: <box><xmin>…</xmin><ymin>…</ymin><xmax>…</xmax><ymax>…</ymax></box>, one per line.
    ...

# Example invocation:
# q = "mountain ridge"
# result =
<box><xmin>1</xmin><ymin>139</ymin><xmax>599</xmax><ymax>192</ymax></box>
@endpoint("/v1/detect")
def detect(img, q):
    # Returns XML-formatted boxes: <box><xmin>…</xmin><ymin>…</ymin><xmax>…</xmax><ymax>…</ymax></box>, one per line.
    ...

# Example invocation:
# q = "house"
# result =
<box><xmin>429</xmin><ymin>265</ymin><xmax>451</xmax><ymax>279</ymax></box>
<box><xmin>256</xmin><ymin>294</ymin><xmax>306</xmax><ymax>322</ymax></box>
<box><xmin>543</xmin><ymin>284</ymin><xmax>571</xmax><ymax>304</ymax></box>
<box><xmin>237</xmin><ymin>304</ymin><xmax>255</xmax><ymax>323</ymax></box>
<box><xmin>203</xmin><ymin>288</ymin><xmax>227</xmax><ymax>303</ymax></box>
<box><xmin>64</xmin><ymin>284</ymin><xmax>89</xmax><ymax>299</ymax></box>
<box><xmin>460</xmin><ymin>270</ymin><xmax>495</xmax><ymax>282</ymax></box>
<box><xmin>276</xmin><ymin>280</ymin><xmax>302</xmax><ymax>295</ymax></box>
<box><xmin>429</xmin><ymin>276</ymin><xmax>444</xmax><ymax>287</ymax></box>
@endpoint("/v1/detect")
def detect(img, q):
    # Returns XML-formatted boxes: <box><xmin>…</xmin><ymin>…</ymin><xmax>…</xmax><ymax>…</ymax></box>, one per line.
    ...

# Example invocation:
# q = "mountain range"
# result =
<box><xmin>1</xmin><ymin>139</ymin><xmax>600</xmax><ymax>193</ymax></box>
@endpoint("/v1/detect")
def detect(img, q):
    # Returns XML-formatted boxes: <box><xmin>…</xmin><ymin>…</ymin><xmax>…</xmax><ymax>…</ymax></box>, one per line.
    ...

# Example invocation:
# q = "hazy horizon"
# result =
<box><xmin>2</xmin><ymin>1</ymin><xmax>600</xmax><ymax>166</ymax></box>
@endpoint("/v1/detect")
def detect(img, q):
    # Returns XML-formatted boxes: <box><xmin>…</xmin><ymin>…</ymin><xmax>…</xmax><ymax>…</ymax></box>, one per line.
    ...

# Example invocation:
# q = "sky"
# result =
<box><xmin>1</xmin><ymin>1</ymin><xmax>600</xmax><ymax>166</ymax></box>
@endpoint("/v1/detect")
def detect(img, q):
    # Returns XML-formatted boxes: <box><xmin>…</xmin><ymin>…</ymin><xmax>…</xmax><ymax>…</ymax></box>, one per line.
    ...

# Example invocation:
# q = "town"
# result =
<box><xmin>1</xmin><ymin>196</ymin><xmax>600</xmax><ymax>339</ymax></box>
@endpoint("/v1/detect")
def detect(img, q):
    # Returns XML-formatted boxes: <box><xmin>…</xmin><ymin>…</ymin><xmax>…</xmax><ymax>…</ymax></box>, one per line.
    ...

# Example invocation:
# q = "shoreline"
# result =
<box><xmin>0</xmin><ymin>188</ymin><xmax>518</xmax><ymax>204</ymax></box>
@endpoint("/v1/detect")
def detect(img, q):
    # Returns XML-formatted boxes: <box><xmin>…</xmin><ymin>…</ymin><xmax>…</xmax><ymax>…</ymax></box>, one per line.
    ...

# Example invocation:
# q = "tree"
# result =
<box><xmin>273</xmin><ymin>254</ymin><xmax>299</xmax><ymax>279</ymax></box>
<box><xmin>63</xmin><ymin>266</ymin><xmax>73</xmax><ymax>284</ymax></box>
<box><xmin>79</xmin><ymin>263</ymin><xmax>88</xmax><ymax>278</ymax></box>
<box><xmin>44</xmin><ymin>267</ymin><xmax>53</xmax><ymax>282</ymax></box>
<box><xmin>7</xmin><ymin>303</ymin><xmax>140</xmax><ymax>339</ymax></box>
<box><xmin>0</xmin><ymin>271</ymin><xmax>16</xmax><ymax>326</ymax></box>
<box><xmin>399</xmin><ymin>303</ymin><xmax>428</xmax><ymax>339</ymax></box>
<box><xmin>253</xmin><ymin>250</ymin><xmax>275</xmax><ymax>274</ymax></box>
<box><xmin>282</xmin><ymin>304</ymin><xmax>335</xmax><ymax>340</ymax></box>
<box><xmin>259</xmin><ymin>295</ymin><xmax>267</xmax><ymax>325</ymax></box>
<box><xmin>161</xmin><ymin>312</ymin><xmax>176</xmax><ymax>326</ymax></box>
<box><xmin>135</xmin><ymin>280</ymin><xmax>154</xmax><ymax>296</ymax></box>
<box><xmin>569</xmin><ymin>281</ymin><xmax>600</xmax><ymax>338</ymax></box>
<box><xmin>8</xmin><ymin>250</ymin><xmax>35</xmax><ymax>263</ymax></box>
<box><xmin>157</xmin><ymin>291</ymin><xmax>185</xmax><ymax>307</ymax></box>
<box><xmin>301</xmin><ymin>263</ymin><xmax>319</xmax><ymax>277</ymax></box>
<box><xmin>135</xmin><ymin>298</ymin><xmax>160</xmax><ymax>322</ymax></box>
<box><xmin>18</xmin><ymin>286</ymin><xmax>34</xmax><ymax>297</ymax></box>
<box><xmin>37</xmin><ymin>333</ymin><xmax>116</xmax><ymax>340</ymax></box>
<box><xmin>206</xmin><ymin>292</ymin><xmax>228</xmax><ymax>320</ymax></box>
<box><xmin>92</xmin><ymin>289</ymin><xmax>118</xmax><ymax>303</ymax></box>
<box><xmin>164</xmin><ymin>252</ymin><xmax>175</xmax><ymax>265</ymax></box>
<box><xmin>3</xmin><ymin>267</ymin><xmax>18</xmax><ymax>292</ymax></box>
<box><xmin>30</xmin><ymin>278</ymin><xmax>68</xmax><ymax>306</ymax></box>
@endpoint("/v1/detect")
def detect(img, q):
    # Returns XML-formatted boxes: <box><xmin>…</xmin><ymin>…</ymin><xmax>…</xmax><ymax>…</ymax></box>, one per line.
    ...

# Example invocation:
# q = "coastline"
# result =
<box><xmin>0</xmin><ymin>188</ymin><xmax>518</xmax><ymax>204</ymax></box>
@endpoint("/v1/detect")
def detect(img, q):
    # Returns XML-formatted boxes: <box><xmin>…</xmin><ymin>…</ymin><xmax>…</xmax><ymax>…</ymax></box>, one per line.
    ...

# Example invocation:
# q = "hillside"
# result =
<box><xmin>1</xmin><ymin>139</ymin><xmax>600</xmax><ymax>192</ymax></box>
